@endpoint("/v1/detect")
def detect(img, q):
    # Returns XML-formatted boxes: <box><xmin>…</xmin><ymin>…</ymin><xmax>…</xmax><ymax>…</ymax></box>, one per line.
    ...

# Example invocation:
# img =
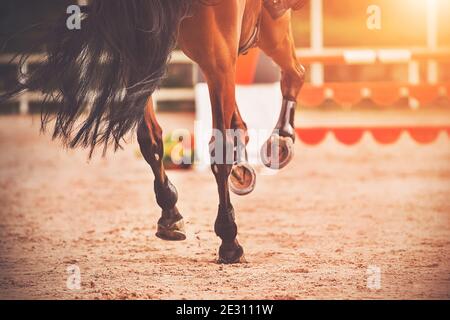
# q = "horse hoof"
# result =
<box><xmin>229</xmin><ymin>162</ymin><xmax>256</xmax><ymax>196</ymax></box>
<box><xmin>260</xmin><ymin>135</ymin><xmax>294</xmax><ymax>170</ymax></box>
<box><xmin>217</xmin><ymin>244</ymin><xmax>246</xmax><ymax>264</ymax></box>
<box><xmin>156</xmin><ymin>218</ymin><xmax>186</xmax><ymax>241</ymax></box>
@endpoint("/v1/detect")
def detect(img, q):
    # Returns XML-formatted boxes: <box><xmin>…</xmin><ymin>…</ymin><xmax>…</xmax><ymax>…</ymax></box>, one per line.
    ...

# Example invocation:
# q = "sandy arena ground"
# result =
<box><xmin>0</xmin><ymin>113</ymin><xmax>449</xmax><ymax>300</ymax></box>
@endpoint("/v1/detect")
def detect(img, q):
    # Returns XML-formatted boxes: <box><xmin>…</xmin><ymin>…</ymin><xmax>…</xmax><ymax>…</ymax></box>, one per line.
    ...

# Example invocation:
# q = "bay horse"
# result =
<box><xmin>3</xmin><ymin>0</ymin><xmax>306</xmax><ymax>263</ymax></box>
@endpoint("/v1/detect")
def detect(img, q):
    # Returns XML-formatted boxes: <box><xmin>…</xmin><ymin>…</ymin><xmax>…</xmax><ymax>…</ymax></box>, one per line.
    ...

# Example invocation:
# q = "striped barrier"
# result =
<box><xmin>295</xmin><ymin>126</ymin><xmax>450</xmax><ymax>146</ymax></box>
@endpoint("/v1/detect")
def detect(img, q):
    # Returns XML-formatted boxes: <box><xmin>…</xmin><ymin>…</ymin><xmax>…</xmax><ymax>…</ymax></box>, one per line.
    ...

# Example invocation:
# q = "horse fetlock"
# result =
<box><xmin>160</xmin><ymin>206</ymin><xmax>183</xmax><ymax>222</ymax></box>
<box><xmin>155</xmin><ymin>178</ymin><xmax>178</xmax><ymax>210</ymax></box>
<box><xmin>156</xmin><ymin>210</ymin><xmax>186</xmax><ymax>241</ymax></box>
<box><xmin>215</xmin><ymin>221</ymin><xmax>238</xmax><ymax>242</ymax></box>
<box><xmin>214</xmin><ymin>206</ymin><xmax>237</xmax><ymax>241</ymax></box>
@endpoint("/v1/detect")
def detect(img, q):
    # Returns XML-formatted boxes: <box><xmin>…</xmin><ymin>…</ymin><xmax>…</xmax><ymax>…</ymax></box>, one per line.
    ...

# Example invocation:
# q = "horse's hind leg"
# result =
<box><xmin>258</xmin><ymin>10</ymin><xmax>305</xmax><ymax>169</ymax></box>
<box><xmin>137</xmin><ymin>98</ymin><xmax>186</xmax><ymax>241</ymax></box>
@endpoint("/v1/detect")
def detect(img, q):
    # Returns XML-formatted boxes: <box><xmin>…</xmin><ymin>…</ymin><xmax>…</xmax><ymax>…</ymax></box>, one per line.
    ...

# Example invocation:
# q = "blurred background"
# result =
<box><xmin>1</xmin><ymin>0</ymin><xmax>449</xmax><ymax>114</ymax></box>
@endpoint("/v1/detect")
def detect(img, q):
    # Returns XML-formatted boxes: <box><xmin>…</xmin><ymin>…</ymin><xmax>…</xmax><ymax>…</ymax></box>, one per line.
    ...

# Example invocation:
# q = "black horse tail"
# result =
<box><xmin>2</xmin><ymin>0</ymin><xmax>193</xmax><ymax>156</ymax></box>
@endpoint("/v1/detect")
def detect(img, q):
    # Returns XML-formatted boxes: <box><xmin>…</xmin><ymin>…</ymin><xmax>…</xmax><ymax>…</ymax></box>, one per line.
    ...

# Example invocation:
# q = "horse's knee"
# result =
<box><xmin>283</xmin><ymin>64</ymin><xmax>305</xmax><ymax>91</ymax></box>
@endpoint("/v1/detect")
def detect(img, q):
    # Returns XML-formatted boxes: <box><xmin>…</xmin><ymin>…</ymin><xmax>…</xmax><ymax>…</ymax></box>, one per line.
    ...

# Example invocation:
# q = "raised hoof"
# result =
<box><xmin>217</xmin><ymin>244</ymin><xmax>246</xmax><ymax>264</ymax></box>
<box><xmin>156</xmin><ymin>218</ymin><xmax>186</xmax><ymax>241</ymax></box>
<box><xmin>229</xmin><ymin>162</ymin><xmax>256</xmax><ymax>196</ymax></box>
<box><xmin>260</xmin><ymin>135</ymin><xmax>294</xmax><ymax>170</ymax></box>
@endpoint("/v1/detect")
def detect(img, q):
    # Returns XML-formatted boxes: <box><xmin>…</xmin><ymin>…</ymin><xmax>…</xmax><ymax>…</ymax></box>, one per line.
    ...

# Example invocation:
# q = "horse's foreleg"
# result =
<box><xmin>137</xmin><ymin>98</ymin><xmax>186</xmax><ymax>241</ymax></box>
<box><xmin>179</xmin><ymin>0</ymin><xmax>247</xmax><ymax>263</ymax></box>
<box><xmin>203</xmin><ymin>65</ymin><xmax>246</xmax><ymax>264</ymax></box>
<box><xmin>259</xmin><ymin>10</ymin><xmax>305</xmax><ymax>169</ymax></box>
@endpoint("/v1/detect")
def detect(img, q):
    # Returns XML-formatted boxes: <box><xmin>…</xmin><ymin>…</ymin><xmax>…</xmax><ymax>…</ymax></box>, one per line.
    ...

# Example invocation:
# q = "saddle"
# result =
<box><xmin>263</xmin><ymin>0</ymin><xmax>308</xmax><ymax>20</ymax></box>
